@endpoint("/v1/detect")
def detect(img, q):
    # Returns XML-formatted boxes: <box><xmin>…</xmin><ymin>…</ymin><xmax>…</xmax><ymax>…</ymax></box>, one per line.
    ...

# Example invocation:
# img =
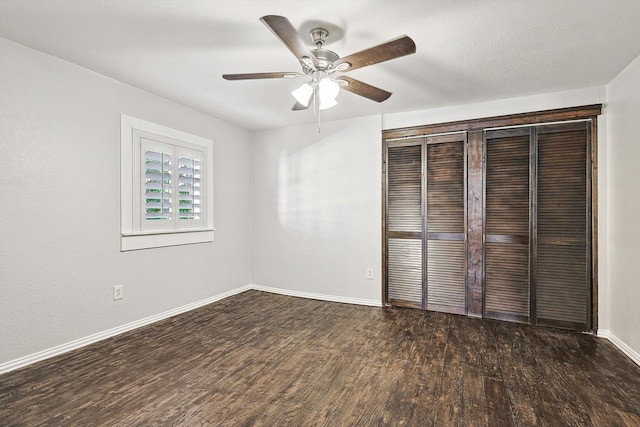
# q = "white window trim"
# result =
<box><xmin>121</xmin><ymin>114</ymin><xmax>214</xmax><ymax>251</ymax></box>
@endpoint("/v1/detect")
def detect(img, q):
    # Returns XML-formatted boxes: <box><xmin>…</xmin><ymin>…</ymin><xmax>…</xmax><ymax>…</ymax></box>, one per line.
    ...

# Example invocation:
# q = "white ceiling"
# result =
<box><xmin>1</xmin><ymin>0</ymin><xmax>639</xmax><ymax>132</ymax></box>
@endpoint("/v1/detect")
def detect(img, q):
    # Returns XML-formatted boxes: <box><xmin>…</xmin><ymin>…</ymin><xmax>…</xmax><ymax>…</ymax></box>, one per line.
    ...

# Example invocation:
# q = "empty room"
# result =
<box><xmin>1</xmin><ymin>1</ymin><xmax>639</xmax><ymax>425</ymax></box>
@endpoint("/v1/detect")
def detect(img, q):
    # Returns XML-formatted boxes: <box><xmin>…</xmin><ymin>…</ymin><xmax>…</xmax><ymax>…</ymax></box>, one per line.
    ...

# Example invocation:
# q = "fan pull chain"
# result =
<box><xmin>313</xmin><ymin>82</ymin><xmax>321</xmax><ymax>132</ymax></box>
<box><xmin>318</xmin><ymin>100</ymin><xmax>322</xmax><ymax>133</ymax></box>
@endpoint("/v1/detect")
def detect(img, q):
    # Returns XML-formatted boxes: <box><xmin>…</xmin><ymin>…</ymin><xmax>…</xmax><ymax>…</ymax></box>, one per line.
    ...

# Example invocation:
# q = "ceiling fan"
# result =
<box><xmin>222</xmin><ymin>15</ymin><xmax>416</xmax><ymax>111</ymax></box>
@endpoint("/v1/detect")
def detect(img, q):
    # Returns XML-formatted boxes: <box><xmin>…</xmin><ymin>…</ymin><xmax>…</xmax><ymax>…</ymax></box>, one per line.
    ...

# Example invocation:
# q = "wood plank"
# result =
<box><xmin>466</xmin><ymin>130</ymin><xmax>483</xmax><ymax>317</ymax></box>
<box><xmin>590</xmin><ymin>119</ymin><xmax>598</xmax><ymax>331</ymax></box>
<box><xmin>383</xmin><ymin>104</ymin><xmax>602</xmax><ymax>139</ymax></box>
<box><xmin>427</xmin><ymin>232</ymin><xmax>465</xmax><ymax>241</ymax></box>
<box><xmin>486</xmin><ymin>234</ymin><xmax>529</xmax><ymax>244</ymax></box>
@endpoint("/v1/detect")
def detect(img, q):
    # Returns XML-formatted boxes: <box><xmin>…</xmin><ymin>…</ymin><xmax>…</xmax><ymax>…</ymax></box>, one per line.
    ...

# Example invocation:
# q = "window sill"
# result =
<box><xmin>121</xmin><ymin>229</ymin><xmax>214</xmax><ymax>251</ymax></box>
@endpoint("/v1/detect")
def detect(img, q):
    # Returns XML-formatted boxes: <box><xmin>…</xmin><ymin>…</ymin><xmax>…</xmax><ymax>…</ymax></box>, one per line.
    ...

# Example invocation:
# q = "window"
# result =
<box><xmin>121</xmin><ymin>114</ymin><xmax>214</xmax><ymax>251</ymax></box>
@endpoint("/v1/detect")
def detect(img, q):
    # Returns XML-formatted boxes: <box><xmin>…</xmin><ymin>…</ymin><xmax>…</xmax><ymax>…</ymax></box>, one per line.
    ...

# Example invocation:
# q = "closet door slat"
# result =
<box><xmin>485</xmin><ymin>242</ymin><xmax>530</xmax><ymax>319</ymax></box>
<box><xmin>388</xmin><ymin>145</ymin><xmax>422</xmax><ymax>233</ymax></box>
<box><xmin>388</xmin><ymin>238</ymin><xmax>423</xmax><ymax>307</ymax></box>
<box><xmin>427</xmin><ymin>240</ymin><xmax>466</xmax><ymax>312</ymax></box>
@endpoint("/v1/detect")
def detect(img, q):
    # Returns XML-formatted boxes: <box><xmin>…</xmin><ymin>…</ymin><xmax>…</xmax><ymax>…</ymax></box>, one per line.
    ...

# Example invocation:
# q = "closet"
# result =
<box><xmin>382</xmin><ymin>105</ymin><xmax>600</xmax><ymax>331</ymax></box>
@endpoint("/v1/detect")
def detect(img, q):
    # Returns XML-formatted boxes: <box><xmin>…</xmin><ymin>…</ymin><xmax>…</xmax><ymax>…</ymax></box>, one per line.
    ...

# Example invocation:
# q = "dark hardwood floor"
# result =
<box><xmin>1</xmin><ymin>290</ymin><xmax>639</xmax><ymax>426</ymax></box>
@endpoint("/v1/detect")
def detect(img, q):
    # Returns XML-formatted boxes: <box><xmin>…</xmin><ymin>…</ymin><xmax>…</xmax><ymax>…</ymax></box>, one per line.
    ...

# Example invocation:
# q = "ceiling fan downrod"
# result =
<box><xmin>309</xmin><ymin>27</ymin><xmax>328</xmax><ymax>49</ymax></box>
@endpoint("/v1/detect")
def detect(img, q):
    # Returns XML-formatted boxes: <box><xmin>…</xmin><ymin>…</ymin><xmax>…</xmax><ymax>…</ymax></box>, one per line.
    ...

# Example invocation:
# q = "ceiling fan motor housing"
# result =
<box><xmin>303</xmin><ymin>48</ymin><xmax>339</xmax><ymax>73</ymax></box>
<box><xmin>298</xmin><ymin>27</ymin><xmax>340</xmax><ymax>74</ymax></box>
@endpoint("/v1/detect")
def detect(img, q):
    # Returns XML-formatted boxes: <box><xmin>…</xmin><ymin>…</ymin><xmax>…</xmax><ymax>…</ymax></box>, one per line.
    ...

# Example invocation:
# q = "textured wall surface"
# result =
<box><xmin>0</xmin><ymin>38</ymin><xmax>253</xmax><ymax>364</ymax></box>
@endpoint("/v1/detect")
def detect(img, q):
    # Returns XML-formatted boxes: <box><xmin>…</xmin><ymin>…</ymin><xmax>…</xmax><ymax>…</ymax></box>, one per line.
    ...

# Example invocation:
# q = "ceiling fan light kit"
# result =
<box><xmin>291</xmin><ymin>82</ymin><xmax>314</xmax><ymax>107</ymax></box>
<box><xmin>291</xmin><ymin>71</ymin><xmax>340</xmax><ymax>110</ymax></box>
<box><xmin>318</xmin><ymin>77</ymin><xmax>340</xmax><ymax>108</ymax></box>
<box><xmin>222</xmin><ymin>15</ymin><xmax>416</xmax><ymax>115</ymax></box>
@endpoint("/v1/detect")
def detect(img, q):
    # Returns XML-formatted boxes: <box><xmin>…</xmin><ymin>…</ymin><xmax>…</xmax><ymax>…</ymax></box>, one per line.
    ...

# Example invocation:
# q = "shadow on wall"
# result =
<box><xmin>277</xmin><ymin>121</ymin><xmax>378</xmax><ymax>240</ymax></box>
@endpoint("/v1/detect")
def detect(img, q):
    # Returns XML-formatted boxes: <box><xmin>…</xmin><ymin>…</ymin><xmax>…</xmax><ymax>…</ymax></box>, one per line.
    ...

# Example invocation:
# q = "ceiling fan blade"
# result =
<box><xmin>333</xmin><ymin>35</ymin><xmax>416</xmax><ymax>72</ymax></box>
<box><xmin>292</xmin><ymin>101</ymin><xmax>310</xmax><ymax>111</ymax></box>
<box><xmin>260</xmin><ymin>15</ymin><xmax>319</xmax><ymax>69</ymax></box>
<box><xmin>337</xmin><ymin>76</ymin><xmax>392</xmax><ymax>103</ymax></box>
<box><xmin>223</xmin><ymin>72</ymin><xmax>301</xmax><ymax>80</ymax></box>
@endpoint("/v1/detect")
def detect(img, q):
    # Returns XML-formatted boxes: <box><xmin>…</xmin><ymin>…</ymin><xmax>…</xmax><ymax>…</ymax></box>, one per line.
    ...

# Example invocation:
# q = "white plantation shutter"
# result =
<box><xmin>144</xmin><ymin>149</ymin><xmax>172</xmax><ymax>222</ymax></box>
<box><xmin>177</xmin><ymin>153</ymin><xmax>201</xmax><ymax>222</ymax></box>
<box><xmin>140</xmin><ymin>138</ymin><xmax>205</xmax><ymax>231</ymax></box>
<box><xmin>141</xmin><ymin>139</ymin><xmax>175</xmax><ymax>231</ymax></box>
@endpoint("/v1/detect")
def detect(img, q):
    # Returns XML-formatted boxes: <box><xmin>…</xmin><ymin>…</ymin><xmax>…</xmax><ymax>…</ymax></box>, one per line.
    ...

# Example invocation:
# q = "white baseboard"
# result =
<box><xmin>5</xmin><ymin>287</ymin><xmax>636</xmax><ymax>374</ymax></box>
<box><xmin>0</xmin><ymin>285</ymin><xmax>380</xmax><ymax>374</ymax></box>
<box><xmin>5</xmin><ymin>286</ymin><xmax>637</xmax><ymax>375</ymax></box>
<box><xmin>0</xmin><ymin>285</ymin><xmax>252</xmax><ymax>375</ymax></box>
<box><xmin>250</xmin><ymin>284</ymin><xmax>382</xmax><ymax>307</ymax></box>
<box><xmin>597</xmin><ymin>329</ymin><xmax>640</xmax><ymax>367</ymax></box>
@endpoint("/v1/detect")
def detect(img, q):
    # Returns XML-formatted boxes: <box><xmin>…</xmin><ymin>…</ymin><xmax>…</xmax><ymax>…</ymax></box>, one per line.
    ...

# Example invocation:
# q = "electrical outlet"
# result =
<box><xmin>366</xmin><ymin>268</ymin><xmax>374</xmax><ymax>279</ymax></box>
<box><xmin>113</xmin><ymin>284</ymin><xmax>124</xmax><ymax>300</ymax></box>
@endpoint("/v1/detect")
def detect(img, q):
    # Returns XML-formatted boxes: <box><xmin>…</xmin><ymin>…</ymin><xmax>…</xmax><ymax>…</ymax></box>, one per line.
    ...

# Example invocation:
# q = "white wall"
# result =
<box><xmin>0</xmin><ymin>38</ymin><xmax>253</xmax><ymax>366</ymax></box>
<box><xmin>605</xmin><ymin>54</ymin><xmax>640</xmax><ymax>360</ymax></box>
<box><xmin>252</xmin><ymin>116</ymin><xmax>383</xmax><ymax>305</ymax></box>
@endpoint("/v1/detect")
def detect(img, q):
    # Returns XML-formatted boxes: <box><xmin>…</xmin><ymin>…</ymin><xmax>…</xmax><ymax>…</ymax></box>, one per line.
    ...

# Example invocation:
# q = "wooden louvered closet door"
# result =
<box><xmin>385</xmin><ymin>141</ymin><xmax>423</xmax><ymax>308</ymax></box>
<box><xmin>385</xmin><ymin>135</ymin><xmax>466</xmax><ymax>313</ymax></box>
<box><xmin>483</xmin><ymin>122</ymin><xmax>591</xmax><ymax>328</ymax></box>
<box><xmin>383</xmin><ymin>105</ymin><xmax>598</xmax><ymax>331</ymax></box>
<box><xmin>425</xmin><ymin>134</ymin><xmax>466</xmax><ymax>314</ymax></box>
<box><xmin>484</xmin><ymin>128</ymin><xmax>532</xmax><ymax>323</ymax></box>
<box><xmin>535</xmin><ymin>122</ymin><xmax>590</xmax><ymax>330</ymax></box>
